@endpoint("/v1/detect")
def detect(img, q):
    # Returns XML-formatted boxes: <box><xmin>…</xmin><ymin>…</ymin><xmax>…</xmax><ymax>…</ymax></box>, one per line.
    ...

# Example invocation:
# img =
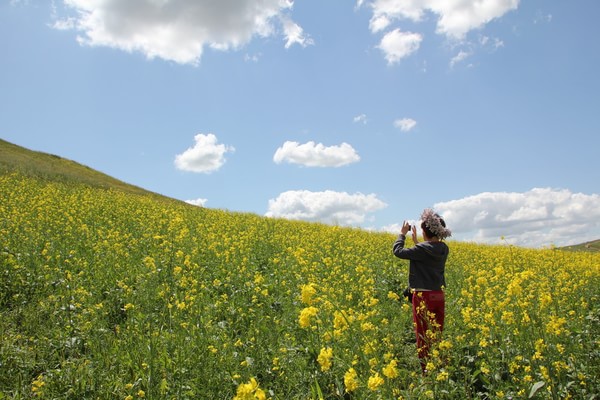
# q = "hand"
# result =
<box><xmin>411</xmin><ymin>225</ymin><xmax>419</xmax><ymax>244</ymax></box>
<box><xmin>400</xmin><ymin>221</ymin><xmax>411</xmax><ymax>235</ymax></box>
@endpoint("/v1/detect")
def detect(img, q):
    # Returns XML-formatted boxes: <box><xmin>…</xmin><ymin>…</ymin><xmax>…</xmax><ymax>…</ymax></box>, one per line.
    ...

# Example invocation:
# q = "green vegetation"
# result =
<box><xmin>1</xmin><ymin>139</ymin><xmax>599</xmax><ymax>399</ymax></box>
<box><xmin>0</xmin><ymin>138</ymin><xmax>161</xmax><ymax>198</ymax></box>
<box><xmin>559</xmin><ymin>239</ymin><xmax>600</xmax><ymax>253</ymax></box>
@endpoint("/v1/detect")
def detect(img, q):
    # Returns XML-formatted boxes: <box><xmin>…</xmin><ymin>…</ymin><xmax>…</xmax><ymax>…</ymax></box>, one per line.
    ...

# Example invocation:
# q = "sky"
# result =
<box><xmin>1</xmin><ymin>0</ymin><xmax>599</xmax><ymax>248</ymax></box>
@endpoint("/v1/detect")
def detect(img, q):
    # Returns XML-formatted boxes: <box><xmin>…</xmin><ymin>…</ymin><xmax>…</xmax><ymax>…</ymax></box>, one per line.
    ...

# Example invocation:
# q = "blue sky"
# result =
<box><xmin>2</xmin><ymin>0</ymin><xmax>599</xmax><ymax>248</ymax></box>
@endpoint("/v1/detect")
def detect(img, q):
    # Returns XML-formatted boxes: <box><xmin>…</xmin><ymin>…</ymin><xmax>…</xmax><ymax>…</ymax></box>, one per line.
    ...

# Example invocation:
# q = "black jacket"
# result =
<box><xmin>392</xmin><ymin>234</ymin><xmax>448</xmax><ymax>290</ymax></box>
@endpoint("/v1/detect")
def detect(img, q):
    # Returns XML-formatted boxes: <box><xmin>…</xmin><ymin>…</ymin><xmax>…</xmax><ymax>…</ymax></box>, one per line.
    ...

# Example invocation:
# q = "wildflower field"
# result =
<box><xmin>1</xmin><ymin>172</ymin><xmax>598</xmax><ymax>399</ymax></box>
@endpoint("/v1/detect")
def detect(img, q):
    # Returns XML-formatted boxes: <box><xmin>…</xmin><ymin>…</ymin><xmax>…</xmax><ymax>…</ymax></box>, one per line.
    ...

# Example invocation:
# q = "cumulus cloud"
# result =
<box><xmin>53</xmin><ymin>0</ymin><xmax>309</xmax><ymax>65</ymax></box>
<box><xmin>266</xmin><ymin>190</ymin><xmax>387</xmax><ymax>225</ymax></box>
<box><xmin>433</xmin><ymin>188</ymin><xmax>600</xmax><ymax>248</ymax></box>
<box><xmin>185</xmin><ymin>198</ymin><xmax>208</xmax><ymax>207</ymax></box>
<box><xmin>378</xmin><ymin>29</ymin><xmax>422</xmax><ymax>64</ymax></box>
<box><xmin>174</xmin><ymin>133</ymin><xmax>235</xmax><ymax>173</ymax></box>
<box><xmin>369</xmin><ymin>0</ymin><xmax>520</xmax><ymax>40</ymax></box>
<box><xmin>273</xmin><ymin>141</ymin><xmax>360</xmax><ymax>167</ymax></box>
<box><xmin>394</xmin><ymin>118</ymin><xmax>417</xmax><ymax>132</ymax></box>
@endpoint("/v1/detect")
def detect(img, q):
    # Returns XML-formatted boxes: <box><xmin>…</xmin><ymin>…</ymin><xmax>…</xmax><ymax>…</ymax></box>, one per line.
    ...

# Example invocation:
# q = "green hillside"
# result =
<box><xmin>0</xmin><ymin>138</ymin><xmax>163</xmax><ymax>199</ymax></box>
<box><xmin>559</xmin><ymin>239</ymin><xmax>600</xmax><ymax>253</ymax></box>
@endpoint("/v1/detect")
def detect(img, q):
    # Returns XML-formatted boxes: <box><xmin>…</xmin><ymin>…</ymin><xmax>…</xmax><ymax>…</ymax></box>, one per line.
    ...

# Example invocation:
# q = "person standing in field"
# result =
<box><xmin>392</xmin><ymin>208</ymin><xmax>451</xmax><ymax>373</ymax></box>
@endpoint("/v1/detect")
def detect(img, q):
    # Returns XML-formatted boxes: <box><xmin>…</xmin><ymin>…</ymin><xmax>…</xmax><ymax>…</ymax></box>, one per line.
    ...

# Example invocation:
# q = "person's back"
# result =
<box><xmin>393</xmin><ymin>237</ymin><xmax>448</xmax><ymax>290</ymax></box>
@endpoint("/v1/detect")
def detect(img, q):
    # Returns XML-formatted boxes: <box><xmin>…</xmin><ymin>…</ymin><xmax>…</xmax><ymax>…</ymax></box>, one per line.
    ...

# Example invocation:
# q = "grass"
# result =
<box><xmin>0</xmin><ymin>138</ymin><xmax>163</xmax><ymax>199</ymax></box>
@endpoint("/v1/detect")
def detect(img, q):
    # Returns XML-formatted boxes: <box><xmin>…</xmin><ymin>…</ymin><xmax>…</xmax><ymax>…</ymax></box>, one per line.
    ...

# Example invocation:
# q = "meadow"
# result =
<box><xmin>1</xmin><ymin>172</ymin><xmax>598</xmax><ymax>399</ymax></box>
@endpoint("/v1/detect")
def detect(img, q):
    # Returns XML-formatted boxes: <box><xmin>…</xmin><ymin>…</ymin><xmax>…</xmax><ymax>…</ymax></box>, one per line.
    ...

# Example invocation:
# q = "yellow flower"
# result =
<box><xmin>333</xmin><ymin>310</ymin><xmax>350</xmax><ymax>331</ymax></box>
<box><xmin>367</xmin><ymin>372</ymin><xmax>384</xmax><ymax>391</ymax></box>
<box><xmin>545</xmin><ymin>315</ymin><xmax>567</xmax><ymax>336</ymax></box>
<box><xmin>344</xmin><ymin>368</ymin><xmax>359</xmax><ymax>392</ymax></box>
<box><xmin>433</xmin><ymin>370</ymin><xmax>447</xmax><ymax>382</ymax></box>
<box><xmin>233</xmin><ymin>378</ymin><xmax>266</xmax><ymax>400</ymax></box>
<box><xmin>438</xmin><ymin>339</ymin><xmax>453</xmax><ymax>351</ymax></box>
<box><xmin>383</xmin><ymin>359</ymin><xmax>399</xmax><ymax>379</ymax></box>
<box><xmin>480</xmin><ymin>362</ymin><xmax>490</xmax><ymax>375</ymax></box>
<box><xmin>301</xmin><ymin>283</ymin><xmax>317</xmax><ymax>305</ymax></box>
<box><xmin>298</xmin><ymin>306</ymin><xmax>318</xmax><ymax>328</ymax></box>
<box><xmin>426</xmin><ymin>361</ymin><xmax>435</xmax><ymax>372</ymax></box>
<box><xmin>317</xmin><ymin>347</ymin><xmax>333</xmax><ymax>372</ymax></box>
<box><xmin>31</xmin><ymin>375</ymin><xmax>45</xmax><ymax>394</ymax></box>
<box><xmin>361</xmin><ymin>321</ymin><xmax>375</xmax><ymax>331</ymax></box>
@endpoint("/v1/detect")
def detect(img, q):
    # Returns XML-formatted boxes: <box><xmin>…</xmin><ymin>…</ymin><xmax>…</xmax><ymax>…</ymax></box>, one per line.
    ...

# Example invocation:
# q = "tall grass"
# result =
<box><xmin>1</xmin><ymin>172</ymin><xmax>598</xmax><ymax>399</ymax></box>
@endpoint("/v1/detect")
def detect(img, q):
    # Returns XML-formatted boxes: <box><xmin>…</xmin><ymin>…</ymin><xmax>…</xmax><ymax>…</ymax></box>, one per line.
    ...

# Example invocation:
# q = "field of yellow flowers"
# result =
<box><xmin>1</xmin><ymin>172</ymin><xmax>598</xmax><ymax>399</ymax></box>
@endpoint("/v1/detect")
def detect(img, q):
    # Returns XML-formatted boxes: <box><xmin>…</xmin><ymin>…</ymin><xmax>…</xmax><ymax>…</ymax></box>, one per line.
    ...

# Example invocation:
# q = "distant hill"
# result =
<box><xmin>559</xmin><ymin>239</ymin><xmax>600</xmax><ymax>253</ymax></box>
<box><xmin>0</xmin><ymin>138</ymin><xmax>169</xmax><ymax>200</ymax></box>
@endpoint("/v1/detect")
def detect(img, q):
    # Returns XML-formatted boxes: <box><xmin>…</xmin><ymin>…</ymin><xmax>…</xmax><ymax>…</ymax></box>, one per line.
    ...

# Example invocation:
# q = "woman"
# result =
<box><xmin>392</xmin><ymin>208</ymin><xmax>451</xmax><ymax>372</ymax></box>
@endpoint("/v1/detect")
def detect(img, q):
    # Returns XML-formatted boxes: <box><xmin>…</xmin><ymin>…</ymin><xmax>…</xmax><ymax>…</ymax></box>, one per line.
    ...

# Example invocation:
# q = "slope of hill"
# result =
<box><xmin>559</xmin><ymin>239</ymin><xmax>600</xmax><ymax>252</ymax></box>
<box><xmin>2</xmin><ymin>169</ymin><xmax>599</xmax><ymax>398</ymax></box>
<box><xmin>0</xmin><ymin>138</ymin><xmax>164</xmax><ymax>199</ymax></box>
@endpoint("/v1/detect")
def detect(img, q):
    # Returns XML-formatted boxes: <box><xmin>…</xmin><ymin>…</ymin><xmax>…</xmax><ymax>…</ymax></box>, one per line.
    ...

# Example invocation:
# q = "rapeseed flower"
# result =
<box><xmin>367</xmin><ymin>372</ymin><xmax>384</xmax><ymax>391</ymax></box>
<box><xmin>344</xmin><ymin>368</ymin><xmax>359</xmax><ymax>392</ymax></box>
<box><xmin>383</xmin><ymin>359</ymin><xmax>399</xmax><ymax>379</ymax></box>
<box><xmin>317</xmin><ymin>347</ymin><xmax>333</xmax><ymax>371</ymax></box>
<box><xmin>301</xmin><ymin>284</ymin><xmax>317</xmax><ymax>305</ymax></box>
<box><xmin>233</xmin><ymin>377</ymin><xmax>266</xmax><ymax>400</ymax></box>
<box><xmin>298</xmin><ymin>306</ymin><xmax>318</xmax><ymax>328</ymax></box>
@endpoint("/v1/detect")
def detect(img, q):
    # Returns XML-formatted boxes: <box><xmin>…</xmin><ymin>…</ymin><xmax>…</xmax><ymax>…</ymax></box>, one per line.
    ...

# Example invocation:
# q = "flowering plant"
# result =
<box><xmin>421</xmin><ymin>208</ymin><xmax>452</xmax><ymax>239</ymax></box>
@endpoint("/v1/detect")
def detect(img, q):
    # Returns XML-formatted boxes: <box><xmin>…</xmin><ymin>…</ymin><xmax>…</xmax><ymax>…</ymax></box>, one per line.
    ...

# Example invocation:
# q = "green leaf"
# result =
<box><xmin>529</xmin><ymin>381</ymin><xmax>545</xmax><ymax>398</ymax></box>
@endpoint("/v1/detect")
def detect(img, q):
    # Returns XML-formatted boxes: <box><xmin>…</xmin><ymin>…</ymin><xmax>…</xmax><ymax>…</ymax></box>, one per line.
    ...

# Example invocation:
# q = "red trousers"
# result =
<box><xmin>412</xmin><ymin>290</ymin><xmax>445</xmax><ymax>370</ymax></box>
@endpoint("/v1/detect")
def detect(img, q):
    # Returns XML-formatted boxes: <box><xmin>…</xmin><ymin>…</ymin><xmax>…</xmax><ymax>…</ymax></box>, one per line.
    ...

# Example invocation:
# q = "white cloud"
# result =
<box><xmin>185</xmin><ymin>198</ymin><xmax>208</xmax><ymax>207</ymax></box>
<box><xmin>381</xmin><ymin>222</ymin><xmax>403</xmax><ymax>234</ymax></box>
<box><xmin>174</xmin><ymin>133</ymin><xmax>235</xmax><ymax>173</ymax></box>
<box><xmin>433</xmin><ymin>188</ymin><xmax>600</xmax><ymax>248</ymax></box>
<box><xmin>369</xmin><ymin>0</ymin><xmax>426</xmax><ymax>30</ymax></box>
<box><xmin>53</xmin><ymin>0</ymin><xmax>307</xmax><ymax>65</ymax></box>
<box><xmin>369</xmin><ymin>0</ymin><xmax>520</xmax><ymax>40</ymax></box>
<box><xmin>281</xmin><ymin>15</ymin><xmax>314</xmax><ymax>48</ymax></box>
<box><xmin>273</xmin><ymin>141</ymin><xmax>360</xmax><ymax>167</ymax></box>
<box><xmin>266</xmin><ymin>190</ymin><xmax>387</xmax><ymax>225</ymax></box>
<box><xmin>369</xmin><ymin>15</ymin><xmax>391</xmax><ymax>33</ymax></box>
<box><xmin>450</xmin><ymin>50</ymin><xmax>471</xmax><ymax>67</ymax></box>
<box><xmin>353</xmin><ymin>114</ymin><xmax>368</xmax><ymax>124</ymax></box>
<box><xmin>430</xmin><ymin>0</ymin><xmax>520</xmax><ymax>39</ymax></box>
<box><xmin>394</xmin><ymin>118</ymin><xmax>417</xmax><ymax>132</ymax></box>
<box><xmin>378</xmin><ymin>29</ymin><xmax>422</xmax><ymax>64</ymax></box>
